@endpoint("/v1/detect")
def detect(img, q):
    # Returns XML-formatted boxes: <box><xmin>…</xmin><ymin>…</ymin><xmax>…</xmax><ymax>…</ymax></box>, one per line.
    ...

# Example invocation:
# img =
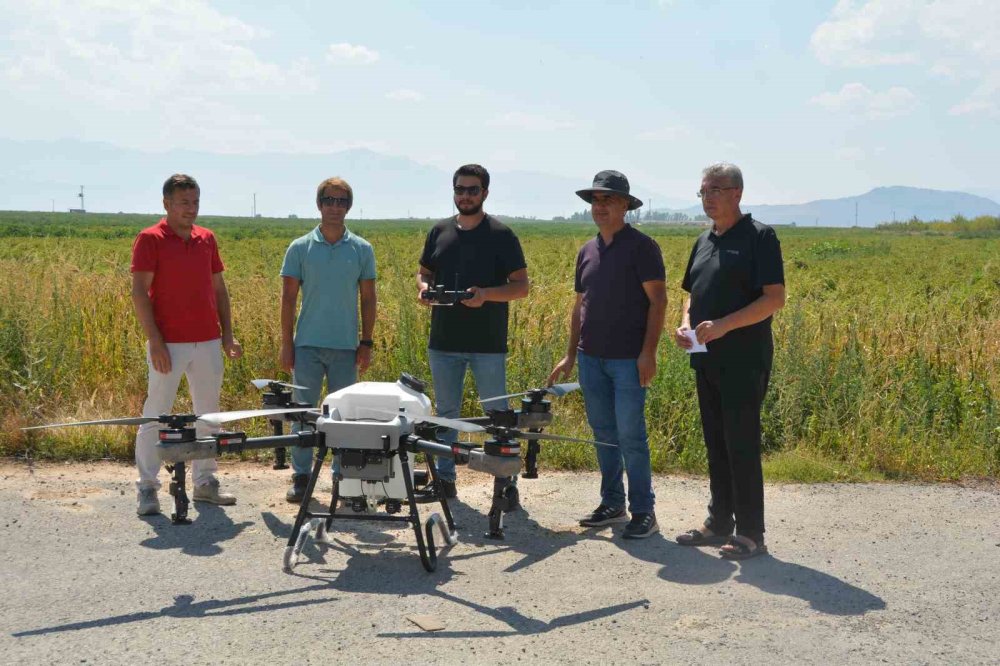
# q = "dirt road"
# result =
<box><xmin>1</xmin><ymin>461</ymin><xmax>997</xmax><ymax>664</ymax></box>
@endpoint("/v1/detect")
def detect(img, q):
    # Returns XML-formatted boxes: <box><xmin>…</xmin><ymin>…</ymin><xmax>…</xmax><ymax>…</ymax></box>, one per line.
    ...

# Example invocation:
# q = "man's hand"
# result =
<box><xmin>280</xmin><ymin>341</ymin><xmax>295</xmax><ymax>373</ymax></box>
<box><xmin>547</xmin><ymin>355</ymin><xmax>575</xmax><ymax>386</ymax></box>
<box><xmin>149</xmin><ymin>339</ymin><xmax>172</xmax><ymax>375</ymax></box>
<box><xmin>674</xmin><ymin>326</ymin><xmax>693</xmax><ymax>349</ymax></box>
<box><xmin>637</xmin><ymin>351</ymin><xmax>657</xmax><ymax>388</ymax></box>
<box><xmin>694</xmin><ymin>319</ymin><xmax>730</xmax><ymax>344</ymax></box>
<box><xmin>463</xmin><ymin>286</ymin><xmax>488</xmax><ymax>308</ymax></box>
<box><xmin>417</xmin><ymin>284</ymin><xmax>432</xmax><ymax>307</ymax></box>
<box><xmin>356</xmin><ymin>345</ymin><xmax>373</xmax><ymax>375</ymax></box>
<box><xmin>223</xmin><ymin>335</ymin><xmax>243</xmax><ymax>360</ymax></box>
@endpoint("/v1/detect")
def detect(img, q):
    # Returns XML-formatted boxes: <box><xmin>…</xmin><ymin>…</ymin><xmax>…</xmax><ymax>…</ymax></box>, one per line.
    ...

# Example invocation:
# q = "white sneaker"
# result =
<box><xmin>192</xmin><ymin>479</ymin><xmax>236</xmax><ymax>505</ymax></box>
<box><xmin>137</xmin><ymin>487</ymin><xmax>160</xmax><ymax>515</ymax></box>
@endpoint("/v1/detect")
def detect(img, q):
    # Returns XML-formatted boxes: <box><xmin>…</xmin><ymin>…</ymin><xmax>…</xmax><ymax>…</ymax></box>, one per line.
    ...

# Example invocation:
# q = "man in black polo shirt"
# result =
<box><xmin>674</xmin><ymin>162</ymin><xmax>785</xmax><ymax>560</ymax></box>
<box><xmin>549</xmin><ymin>170</ymin><xmax>666</xmax><ymax>539</ymax></box>
<box><xmin>417</xmin><ymin>164</ymin><xmax>530</xmax><ymax>498</ymax></box>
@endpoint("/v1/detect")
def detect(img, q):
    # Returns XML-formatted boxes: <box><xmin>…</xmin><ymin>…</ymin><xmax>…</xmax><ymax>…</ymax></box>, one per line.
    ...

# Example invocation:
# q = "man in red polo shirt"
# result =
<box><xmin>130</xmin><ymin>174</ymin><xmax>243</xmax><ymax>516</ymax></box>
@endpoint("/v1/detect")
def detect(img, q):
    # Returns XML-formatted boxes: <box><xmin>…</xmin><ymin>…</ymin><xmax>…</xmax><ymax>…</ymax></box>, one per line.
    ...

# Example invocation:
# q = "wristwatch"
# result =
<box><xmin>358</xmin><ymin>339</ymin><xmax>374</xmax><ymax>348</ymax></box>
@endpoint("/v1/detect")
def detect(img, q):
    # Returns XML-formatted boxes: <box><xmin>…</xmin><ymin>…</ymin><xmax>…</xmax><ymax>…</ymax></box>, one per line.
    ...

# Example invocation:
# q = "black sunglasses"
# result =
<box><xmin>453</xmin><ymin>185</ymin><xmax>483</xmax><ymax>196</ymax></box>
<box><xmin>319</xmin><ymin>196</ymin><xmax>351</xmax><ymax>207</ymax></box>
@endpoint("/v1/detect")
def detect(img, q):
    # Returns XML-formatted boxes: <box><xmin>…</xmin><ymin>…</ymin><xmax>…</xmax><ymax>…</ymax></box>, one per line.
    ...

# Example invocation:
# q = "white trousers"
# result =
<box><xmin>135</xmin><ymin>339</ymin><xmax>223</xmax><ymax>490</ymax></box>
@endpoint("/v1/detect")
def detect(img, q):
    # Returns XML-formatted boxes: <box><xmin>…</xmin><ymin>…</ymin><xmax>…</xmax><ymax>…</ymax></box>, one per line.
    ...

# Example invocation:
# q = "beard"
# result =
<box><xmin>456</xmin><ymin>200</ymin><xmax>483</xmax><ymax>216</ymax></box>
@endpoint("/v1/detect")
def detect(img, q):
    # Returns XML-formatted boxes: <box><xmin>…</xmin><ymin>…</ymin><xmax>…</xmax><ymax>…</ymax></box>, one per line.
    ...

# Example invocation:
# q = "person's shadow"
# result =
<box><xmin>139</xmin><ymin>503</ymin><xmax>253</xmax><ymax>557</ymax></box>
<box><xmin>611</xmin><ymin>535</ymin><xmax>885</xmax><ymax>616</ymax></box>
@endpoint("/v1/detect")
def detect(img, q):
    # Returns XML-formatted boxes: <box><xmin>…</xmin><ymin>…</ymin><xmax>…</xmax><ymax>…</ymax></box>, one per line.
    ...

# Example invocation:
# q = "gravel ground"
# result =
<box><xmin>0</xmin><ymin>460</ymin><xmax>997</xmax><ymax>665</ymax></box>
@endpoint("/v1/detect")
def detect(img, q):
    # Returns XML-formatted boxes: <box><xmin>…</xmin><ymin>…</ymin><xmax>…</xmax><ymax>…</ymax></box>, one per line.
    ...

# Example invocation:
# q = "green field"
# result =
<box><xmin>2</xmin><ymin>211</ymin><xmax>997</xmax><ymax>482</ymax></box>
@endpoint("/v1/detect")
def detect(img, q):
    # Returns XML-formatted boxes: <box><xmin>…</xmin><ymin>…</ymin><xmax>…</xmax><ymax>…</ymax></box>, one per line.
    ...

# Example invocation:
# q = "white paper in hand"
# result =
<box><xmin>684</xmin><ymin>329</ymin><xmax>708</xmax><ymax>354</ymax></box>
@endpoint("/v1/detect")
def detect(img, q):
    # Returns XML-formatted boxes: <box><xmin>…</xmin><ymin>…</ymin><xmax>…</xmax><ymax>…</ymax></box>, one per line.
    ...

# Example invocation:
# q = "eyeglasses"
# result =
<box><xmin>454</xmin><ymin>185</ymin><xmax>483</xmax><ymax>196</ymax></box>
<box><xmin>319</xmin><ymin>196</ymin><xmax>351</xmax><ymax>207</ymax></box>
<box><xmin>697</xmin><ymin>187</ymin><xmax>738</xmax><ymax>199</ymax></box>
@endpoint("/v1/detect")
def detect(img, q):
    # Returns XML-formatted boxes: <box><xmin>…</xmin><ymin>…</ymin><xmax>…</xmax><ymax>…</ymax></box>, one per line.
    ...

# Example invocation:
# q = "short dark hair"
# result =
<box><xmin>453</xmin><ymin>164</ymin><xmax>490</xmax><ymax>190</ymax></box>
<box><xmin>163</xmin><ymin>174</ymin><xmax>199</xmax><ymax>197</ymax></box>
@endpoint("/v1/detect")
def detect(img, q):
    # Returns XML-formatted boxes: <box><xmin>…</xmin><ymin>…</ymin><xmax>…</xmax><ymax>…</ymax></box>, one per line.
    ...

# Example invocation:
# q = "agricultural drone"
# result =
<box><xmin>22</xmin><ymin>374</ymin><xmax>601</xmax><ymax>574</ymax></box>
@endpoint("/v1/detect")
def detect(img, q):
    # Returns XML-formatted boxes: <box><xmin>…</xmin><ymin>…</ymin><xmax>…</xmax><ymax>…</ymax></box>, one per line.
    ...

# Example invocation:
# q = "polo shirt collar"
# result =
<box><xmin>158</xmin><ymin>217</ymin><xmax>204</xmax><ymax>241</ymax></box>
<box><xmin>596</xmin><ymin>222</ymin><xmax>634</xmax><ymax>250</ymax></box>
<box><xmin>311</xmin><ymin>225</ymin><xmax>352</xmax><ymax>246</ymax></box>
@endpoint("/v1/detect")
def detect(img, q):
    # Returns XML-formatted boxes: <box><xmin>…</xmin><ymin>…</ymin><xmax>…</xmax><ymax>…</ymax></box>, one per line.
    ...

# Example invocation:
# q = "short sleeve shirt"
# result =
<box><xmin>130</xmin><ymin>219</ymin><xmax>224</xmax><ymax>343</ymax></box>
<box><xmin>280</xmin><ymin>226</ymin><xmax>377</xmax><ymax>350</ymax></box>
<box><xmin>681</xmin><ymin>214</ymin><xmax>784</xmax><ymax>370</ymax></box>
<box><xmin>575</xmin><ymin>224</ymin><xmax>666</xmax><ymax>359</ymax></box>
<box><xmin>419</xmin><ymin>215</ymin><xmax>527</xmax><ymax>353</ymax></box>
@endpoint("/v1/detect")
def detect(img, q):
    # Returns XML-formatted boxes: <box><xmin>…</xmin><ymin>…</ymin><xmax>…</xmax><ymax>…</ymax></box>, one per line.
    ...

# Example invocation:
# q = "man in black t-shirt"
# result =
<box><xmin>674</xmin><ymin>162</ymin><xmax>785</xmax><ymax>560</ymax></box>
<box><xmin>417</xmin><ymin>164</ymin><xmax>529</xmax><ymax>497</ymax></box>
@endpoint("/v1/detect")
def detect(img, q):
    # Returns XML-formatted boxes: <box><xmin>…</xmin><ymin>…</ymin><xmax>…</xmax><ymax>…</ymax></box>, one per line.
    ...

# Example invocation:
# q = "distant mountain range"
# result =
<box><xmin>663</xmin><ymin>186</ymin><xmax>1000</xmax><ymax>227</ymax></box>
<box><xmin>0</xmin><ymin>138</ymin><xmax>687</xmax><ymax>219</ymax></box>
<box><xmin>2</xmin><ymin>138</ymin><xmax>996</xmax><ymax>225</ymax></box>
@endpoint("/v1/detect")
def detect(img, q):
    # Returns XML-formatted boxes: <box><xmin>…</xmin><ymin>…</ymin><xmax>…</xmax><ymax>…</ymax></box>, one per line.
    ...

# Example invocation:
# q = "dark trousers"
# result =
<box><xmin>695</xmin><ymin>365</ymin><xmax>770</xmax><ymax>544</ymax></box>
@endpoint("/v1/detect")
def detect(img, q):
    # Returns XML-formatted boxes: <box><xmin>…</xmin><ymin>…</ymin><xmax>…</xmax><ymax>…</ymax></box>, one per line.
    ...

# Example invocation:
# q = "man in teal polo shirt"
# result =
<box><xmin>280</xmin><ymin>176</ymin><xmax>377</xmax><ymax>502</ymax></box>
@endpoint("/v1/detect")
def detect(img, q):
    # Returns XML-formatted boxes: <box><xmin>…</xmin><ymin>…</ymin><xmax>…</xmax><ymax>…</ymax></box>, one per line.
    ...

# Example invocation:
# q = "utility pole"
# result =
<box><xmin>79</xmin><ymin>185</ymin><xmax>85</xmax><ymax>212</ymax></box>
<box><xmin>253</xmin><ymin>193</ymin><xmax>257</xmax><ymax>218</ymax></box>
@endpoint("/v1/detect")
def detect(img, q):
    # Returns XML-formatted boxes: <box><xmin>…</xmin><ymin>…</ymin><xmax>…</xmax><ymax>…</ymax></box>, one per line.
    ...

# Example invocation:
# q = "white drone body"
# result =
<box><xmin>316</xmin><ymin>379</ymin><xmax>433</xmax><ymax>507</ymax></box>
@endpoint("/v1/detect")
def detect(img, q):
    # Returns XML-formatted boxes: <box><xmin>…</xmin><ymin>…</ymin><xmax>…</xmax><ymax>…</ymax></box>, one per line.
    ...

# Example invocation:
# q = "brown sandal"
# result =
<box><xmin>676</xmin><ymin>528</ymin><xmax>730</xmax><ymax>546</ymax></box>
<box><xmin>719</xmin><ymin>535</ymin><xmax>768</xmax><ymax>560</ymax></box>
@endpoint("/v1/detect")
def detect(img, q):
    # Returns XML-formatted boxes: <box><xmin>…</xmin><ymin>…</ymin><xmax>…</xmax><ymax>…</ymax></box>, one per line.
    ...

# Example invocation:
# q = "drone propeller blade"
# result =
<box><xmin>546</xmin><ymin>382</ymin><xmax>581</xmax><ymax>397</ymax></box>
<box><xmin>509</xmin><ymin>430</ymin><xmax>615</xmax><ymax>448</ymax></box>
<box><xmin>250</xmin><ymin>379</ymin><xmax>310</xmax><ymax>391</ymax></box>
<box><xmin>479</xmin><ymin>382</ymin><xmax>582</xmax><ymax>403</ymax></box>
<box><xmin>22</xmin><ymin>416</ymin><xmax>160</xmax><ymax>431</ymax></box>
<box><xmin>196</xmin><ymin>408</ymin><xmax>314</xmax><ymax>427</ymax></box>
<box><xmin>364</xmin><ymin>409</ymin><xmax>485</xmax><ymax>434</ymax></box>
<box><xmin>478</xmin><ymin>390</ymin><xmax>531</xmax><ymax>403</ymax></box>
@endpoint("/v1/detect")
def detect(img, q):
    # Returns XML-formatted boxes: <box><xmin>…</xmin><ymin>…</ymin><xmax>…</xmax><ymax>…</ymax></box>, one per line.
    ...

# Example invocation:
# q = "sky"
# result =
<box><xmin>1</xmin><ymin>0</ymin><xmax>998</xmax><ymax>210</ymax></box>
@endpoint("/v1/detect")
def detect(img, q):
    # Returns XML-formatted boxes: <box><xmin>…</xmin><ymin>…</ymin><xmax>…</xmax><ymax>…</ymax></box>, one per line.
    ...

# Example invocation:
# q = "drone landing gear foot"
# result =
<box><xmin>283</xmin><ymin>518</ymin><xmax>324</xmax><ymax>572</ymax></box>
<box><xmin>485</xmin><ymin>476</ymin><xmax>519</xmax><ymax>539</ymax></box>
<box><xmin>166</xmin><ymin>462</ymin><xmax>191</xmax><ymax>525</ymax></box>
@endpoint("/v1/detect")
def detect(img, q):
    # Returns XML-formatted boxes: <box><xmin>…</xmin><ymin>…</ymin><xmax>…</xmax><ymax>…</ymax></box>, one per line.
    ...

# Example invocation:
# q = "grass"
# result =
<box><xmin>1</xmin><ymin>211</ymin><xmax>998</xmax><ymax>483</ymax></box>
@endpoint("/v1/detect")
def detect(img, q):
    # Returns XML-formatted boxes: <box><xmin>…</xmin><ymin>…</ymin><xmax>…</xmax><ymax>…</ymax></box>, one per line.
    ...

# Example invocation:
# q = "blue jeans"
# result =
<box><xmin>578</xmin><ymin>351</ymin><xmax>655</xmax><ymax>514</ymax></box>
<box><xmin>290</xmin><ymin>346</ymin><xmax>357</xmax><ymax>475</ymax></box>
<box><xmin>428</xmin><ymin>349</ymin><xmax>507</xmax><ymax>481</ymax></box>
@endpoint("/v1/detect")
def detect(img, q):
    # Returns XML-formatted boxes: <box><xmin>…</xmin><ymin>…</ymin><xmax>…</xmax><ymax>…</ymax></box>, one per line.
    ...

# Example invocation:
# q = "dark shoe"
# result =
<box><xmin>676</xmin><ymin>527</ymin><xmax>730</xmax><ymax>546</ymax></box>
<box><xmin>286</xmin><ymin>474</ymin><xmax>309</xmax><ymax>503</ymax></box>
<box><xmin>622</xmin><ymin>512</ymin><xmax>659</xmax><ymax>539</ymax></box>
<box><xmin>579</xmin><ymin>504</ymin><xmax>628</xmax><ymax>527</ymax></box>
<box><xmin>440</xmin><ymin>480</ymin><xmax>457</xmax><ymax>499</ymax></box>
<box><xmin>719</xmin><ymin>535</ymin><xmax>768</xmax><ymax>560</ymax></box>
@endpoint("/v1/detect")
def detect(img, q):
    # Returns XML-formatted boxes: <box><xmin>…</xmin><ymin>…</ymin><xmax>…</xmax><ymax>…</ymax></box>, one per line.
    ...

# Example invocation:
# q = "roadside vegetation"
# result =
<box><xmin>2</xmin><ymin>211</ymin><xmax>997</xmax><ymax>483</ymax></box>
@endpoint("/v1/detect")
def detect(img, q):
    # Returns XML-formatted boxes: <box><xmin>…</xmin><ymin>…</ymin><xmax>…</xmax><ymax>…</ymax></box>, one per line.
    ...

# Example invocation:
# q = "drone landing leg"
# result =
<box><xmin>166</xmin><ymin>462</ymin><xmax>191</xmax><ymax>525</ymax></box>
<box><xmin>485</xmin><ymin>476</ymin><xmax>509</xmax><ymax>540</ymax></box>
<box><xmin>426</xmin><ymin>456</ymin><xmax>457</xmax><ymax>534</ymax></box>
<box><xmin>283</xmin><ymin>444</ymin><xmax>328</xmax><ymax>572</ymax></box>
<box><xmin>400</xmin><ymin>450</ymin><xmax>437</xmax><ymax>572</ymax></box>
<box><xmin>270</xmin><ymin>419</ymin><xmax>288</xmax><ymax>470</ymax></box>
<box><xmin>523</xmin><ymin>439</ymin><xmax>540</xmax><ymax>479</ymax></box>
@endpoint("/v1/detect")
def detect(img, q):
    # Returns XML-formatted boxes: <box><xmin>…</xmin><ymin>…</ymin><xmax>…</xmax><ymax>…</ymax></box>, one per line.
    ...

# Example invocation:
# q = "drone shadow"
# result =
<box><xmin>260</xmin><ymin>502</ymin><xmax>649</xmax><ymax>639</ymax></box>
<box><xmin>12</xmin><ymin>584</ymin><xmax>339</xmax><ymax>637</ymax></box>
<box><xmin>139</xmin><ymin>503</ymin><xmax>253</xmax><ymax>557</ymax></box>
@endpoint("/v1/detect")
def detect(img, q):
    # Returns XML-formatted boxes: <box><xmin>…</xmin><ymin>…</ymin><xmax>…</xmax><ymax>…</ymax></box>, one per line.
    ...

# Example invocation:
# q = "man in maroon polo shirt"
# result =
<box><xmin>130</xmin><ymin>174</ymin><xmax>243</xmax><ymax>516</ymax></box>
<box><xmin>549</xmin><ymin>170</ymin><xmax>667</xmax><ymax>539</ymax></box>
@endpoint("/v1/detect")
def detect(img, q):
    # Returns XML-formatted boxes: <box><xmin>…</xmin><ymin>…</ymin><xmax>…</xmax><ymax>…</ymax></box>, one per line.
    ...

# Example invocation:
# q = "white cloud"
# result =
<box><xmin>810</xmin><ymin>82</ymin><xmax>918</xmax><ymax>118</ymax></box>
<box><xmin>487</xmin><ymin>111</ymin><xmax>581</xmax><ymax>132</ymax></box>
<box><xmin>326</xmin><ymin>43</ymin><xmax>380</xmax><ymax>65</ymax></box>
<box><xmin>385</xmin><ymin>89</ymin><xmax>423</xmax><ymax>102</ymax></box>
<box><xmin>810</xmin><ymin>1</ymin><xmax>1000</xmax><ymax>115</ymax></box>
<box><xmin>810</xmin><ymin>0</ymin><xmax>919</xmax><ymax>67</ymax></box>
<box><xmin>0</xmin><ymin>0</ymin><xmax>317</xmax><ymax>152</ymax></box>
